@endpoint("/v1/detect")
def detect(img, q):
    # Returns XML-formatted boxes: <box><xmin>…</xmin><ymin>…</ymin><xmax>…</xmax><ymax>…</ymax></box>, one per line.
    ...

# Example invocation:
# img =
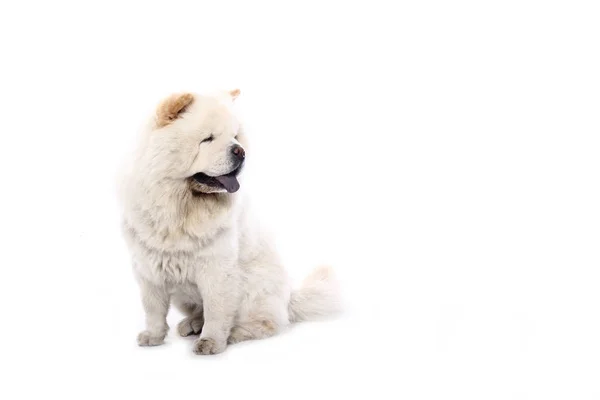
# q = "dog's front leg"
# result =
<box><xmin>136</xmin><ymin>277</ymin><xmax>170</xmax><ymax>347</ymax></box>
<box><xmin>193</xmin><ymin>263</ymin><xmax>239</xmax><ymax>355</ymax></box>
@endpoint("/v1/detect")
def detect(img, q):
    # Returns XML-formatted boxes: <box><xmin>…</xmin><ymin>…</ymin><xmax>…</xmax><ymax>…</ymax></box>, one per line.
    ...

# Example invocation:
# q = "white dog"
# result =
<box><xmin>119</xmin><ymin>89</ymin><xmax>340</xmax><ymax>354</ymax></box>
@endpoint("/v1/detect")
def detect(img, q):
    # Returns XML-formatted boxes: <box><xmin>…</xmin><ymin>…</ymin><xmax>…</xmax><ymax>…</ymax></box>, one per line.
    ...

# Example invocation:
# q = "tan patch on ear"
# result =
<box><xmin>229</xmin><ymin>88</ymin><xmax>241</xmax><ymax>100</ymax></box>
<box><xmin>156</xmin><ymin>93</ymin><xmax>194</xmax><ymax>128</ymax></box>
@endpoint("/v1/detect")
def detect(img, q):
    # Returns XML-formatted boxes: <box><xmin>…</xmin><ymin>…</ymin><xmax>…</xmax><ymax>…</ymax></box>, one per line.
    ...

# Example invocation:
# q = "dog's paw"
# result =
<box><xmin>193</xmin><ymin>337</ymin><xmax>226</xmax><ymax>355</ymax></box>
<box><xmin>177</xmin><ymin>315</ymin><xmax>204</xmax><ymax>337</ymax></box>
<box><xmin>137</xmin><ymin>330</ymin><xmax>166</xmax><ymax>347</ymax></box>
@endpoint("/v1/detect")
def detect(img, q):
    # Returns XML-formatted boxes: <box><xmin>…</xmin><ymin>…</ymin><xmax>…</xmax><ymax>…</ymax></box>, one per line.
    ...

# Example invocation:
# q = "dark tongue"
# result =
<box><xmin>215</xmin><ymin>174</ymin><xmax>240</xmax><ymax>193</ymax></box>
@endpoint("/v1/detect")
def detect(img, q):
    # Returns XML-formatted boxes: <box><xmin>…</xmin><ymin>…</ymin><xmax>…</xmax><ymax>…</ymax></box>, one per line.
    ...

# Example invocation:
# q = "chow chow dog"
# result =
<box><xmin>119</xmin><ymin>89</ymin><xmax>340</xmax><ymax>354</ymax></box>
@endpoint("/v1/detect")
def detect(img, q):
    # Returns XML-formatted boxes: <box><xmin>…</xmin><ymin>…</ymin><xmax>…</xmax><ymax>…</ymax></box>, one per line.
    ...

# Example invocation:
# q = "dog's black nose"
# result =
<box><xmin>231</xmin><ymin>144</ymin><xmax>245</xmax><ymax>160</ymax></box>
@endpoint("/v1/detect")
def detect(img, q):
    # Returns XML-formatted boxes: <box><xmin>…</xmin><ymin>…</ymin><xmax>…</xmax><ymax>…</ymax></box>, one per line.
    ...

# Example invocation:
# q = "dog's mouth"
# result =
<box><xmin>192</xmin><ymin>164</ymin><xmax>243</xmax><ymax>193</ymax></box>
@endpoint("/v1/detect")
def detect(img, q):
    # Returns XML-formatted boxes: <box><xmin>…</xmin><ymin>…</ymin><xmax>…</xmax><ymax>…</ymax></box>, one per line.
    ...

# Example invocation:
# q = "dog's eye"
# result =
<box><xmin>201</xmin><ymin>135</ymin><xmax>214</xmax><ymax>144</ymax></box>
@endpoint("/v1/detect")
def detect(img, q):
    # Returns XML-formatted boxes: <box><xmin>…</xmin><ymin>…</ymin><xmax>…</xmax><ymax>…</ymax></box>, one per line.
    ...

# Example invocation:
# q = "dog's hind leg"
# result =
<box><xmin>227</xmin><ymin>289</ymin><xmax>289</xmax><ymax>344</ymax></box>
<box><xmin>177</xmin><ymin>312</ymin><xmax>204</xmax><ymax>337</ymax></box>
<box><xmin>172</xmin><ymin>295</ymin><xmax>204</xmax><ymax>337</ymax></box>
<box><xmin>227</xmin><ymin>320</ymin><xmax>280</xmax><ymax>344</ymax></box>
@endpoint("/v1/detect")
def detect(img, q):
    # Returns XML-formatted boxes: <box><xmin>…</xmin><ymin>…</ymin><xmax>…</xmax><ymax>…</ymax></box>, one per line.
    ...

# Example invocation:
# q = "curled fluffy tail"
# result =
<box><xmin>288</xmin><ymin>265</ymin><xmax>341</xmax><ymax>323</ymax></box>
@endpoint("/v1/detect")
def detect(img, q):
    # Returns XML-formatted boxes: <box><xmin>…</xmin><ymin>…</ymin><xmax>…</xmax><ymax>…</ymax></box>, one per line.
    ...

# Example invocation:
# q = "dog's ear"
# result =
<box><xmin>155</xmin><ymin>93</ymin><xmax>195</xmax><ymax>128</ymax></box>
<box><xmin>229</xmin><ymin>88</ymin><xmax>241</xmax><ymax>101</ymax></box>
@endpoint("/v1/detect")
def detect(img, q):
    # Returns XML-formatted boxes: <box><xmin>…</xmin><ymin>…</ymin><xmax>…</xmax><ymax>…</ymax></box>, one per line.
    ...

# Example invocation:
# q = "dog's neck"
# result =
<box><xmin>123</xmin><ymin>174</ymin><xmax>236</xmax><ymax>252</ymax></box>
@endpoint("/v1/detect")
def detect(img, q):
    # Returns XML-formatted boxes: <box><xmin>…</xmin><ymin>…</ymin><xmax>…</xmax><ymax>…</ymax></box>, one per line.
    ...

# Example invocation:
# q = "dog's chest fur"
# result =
<box><xmin>121</xmin><ymin>179</ymin><xmax>241</xmax><ymax>285</ymax></box>
<box><xmin>123</xmin><ymin>218</ymin><xmax>230</xmax><ymax>285</ymax></box>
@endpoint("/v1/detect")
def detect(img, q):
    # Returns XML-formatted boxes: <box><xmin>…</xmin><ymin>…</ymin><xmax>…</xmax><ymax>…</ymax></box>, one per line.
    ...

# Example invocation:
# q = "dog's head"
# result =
<box><xmin>146</xmin><ymin>89</ymin><xmax>246</xmax><ymax>194</ymax></box>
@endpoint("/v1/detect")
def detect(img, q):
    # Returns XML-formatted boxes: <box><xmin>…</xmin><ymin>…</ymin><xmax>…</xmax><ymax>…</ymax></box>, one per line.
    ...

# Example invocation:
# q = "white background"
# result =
<box><xmin>1</xmin><ymin>1</ymin><xmax>599</xmax><ymax>399</ymax></box>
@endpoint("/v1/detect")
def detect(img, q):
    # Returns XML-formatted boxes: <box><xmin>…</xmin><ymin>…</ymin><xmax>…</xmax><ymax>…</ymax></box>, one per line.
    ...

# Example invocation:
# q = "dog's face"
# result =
<box><xmin>148</xmin><ymin>90</ymin><xmax>246</xmax><ymax>194</ymax></box>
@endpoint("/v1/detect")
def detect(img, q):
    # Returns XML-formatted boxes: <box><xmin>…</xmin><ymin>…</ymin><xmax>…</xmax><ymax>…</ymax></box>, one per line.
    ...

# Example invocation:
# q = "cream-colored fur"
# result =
<box><xmin>119</xmin><ymin>90</ymin><xmax>340</xmax><ymax>355</ymax></box>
